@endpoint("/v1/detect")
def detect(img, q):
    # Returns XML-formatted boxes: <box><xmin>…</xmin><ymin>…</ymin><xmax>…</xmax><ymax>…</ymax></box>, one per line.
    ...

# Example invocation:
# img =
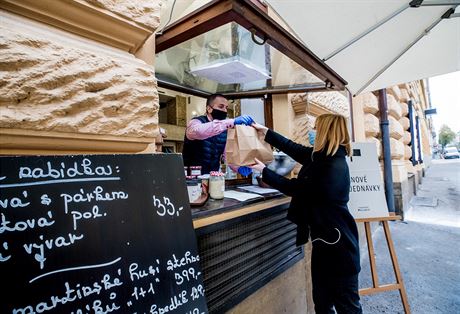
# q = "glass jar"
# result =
<box><xmin>209</xmin><ymin>171</ymin><xmax>225</xmax><ymax>200</ymax></box>
<box><xmin>198</xmin><ymin>174</ymin><xmax>210</xmax><ymax>194</ymax></box>
<box><xmin>186</xmin><ymin>177</ymin><xmax>201</xmax><ymax>203</ymax></box>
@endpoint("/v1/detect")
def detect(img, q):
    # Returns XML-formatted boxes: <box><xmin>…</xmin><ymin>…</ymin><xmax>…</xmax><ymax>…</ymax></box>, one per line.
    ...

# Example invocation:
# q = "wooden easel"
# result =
<box><xmin>355</xmin><ymin>215</ymin><xmax>411</xmax><ymax>314</ymax></box>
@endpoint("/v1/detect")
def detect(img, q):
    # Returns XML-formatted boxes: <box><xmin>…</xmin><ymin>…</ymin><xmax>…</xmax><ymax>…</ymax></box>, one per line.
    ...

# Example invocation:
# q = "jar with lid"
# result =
<box><xmin>186</xmin><ymin>176</ymin><xmax>201</xmax><ymax>203</ymax></box>
<box><xmin>209</xmin><ymin>171</ymin><xmax>225</xmax><ymax>200</ymax></box>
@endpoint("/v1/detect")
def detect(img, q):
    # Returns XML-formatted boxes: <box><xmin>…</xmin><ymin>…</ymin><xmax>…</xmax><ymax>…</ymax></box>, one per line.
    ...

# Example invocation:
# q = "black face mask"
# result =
<box><xmin>210</xmin><ymin>108</ymin><xmax>227</xmax><ymax>120</ymax></box>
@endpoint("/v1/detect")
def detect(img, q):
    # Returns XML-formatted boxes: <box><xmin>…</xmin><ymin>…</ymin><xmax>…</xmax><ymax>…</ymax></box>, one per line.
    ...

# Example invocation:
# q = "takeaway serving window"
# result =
<box><xmin>156</xmin><ymin>22</ymin><xmax>324</xmax><ymax>97</ymax></box>
<box><xmin>155</xmin><ymin>0</ymin><xmax>347</xmax><ymax>99</ymax></box>
<box><xmin>152</xmin><ymin>1</ymin><xmax>348</xmax><ymax>312</ymax></box>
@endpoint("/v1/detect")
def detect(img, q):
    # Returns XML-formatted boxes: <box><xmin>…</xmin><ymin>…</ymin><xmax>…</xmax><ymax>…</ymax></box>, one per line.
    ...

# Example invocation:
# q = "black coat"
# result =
<box><xmin>262</xmin><ymin>129</ymin><xmax>360</xmax><ymax>276</ymax></box>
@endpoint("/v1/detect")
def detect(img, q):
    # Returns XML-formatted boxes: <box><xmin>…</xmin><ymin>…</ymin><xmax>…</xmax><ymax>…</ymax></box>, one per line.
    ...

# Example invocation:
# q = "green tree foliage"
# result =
<box><xmin>438</xmin><ymin>125</ymin><xmax>456</xmax><ymax>148</ymax></box>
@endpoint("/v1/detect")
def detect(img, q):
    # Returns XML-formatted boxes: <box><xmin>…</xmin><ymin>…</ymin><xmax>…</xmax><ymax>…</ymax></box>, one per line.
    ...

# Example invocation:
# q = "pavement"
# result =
<box><xmin>359</xmin><ymin>159</ymin><xmax>460</xmax><ymax>314</ymax></box>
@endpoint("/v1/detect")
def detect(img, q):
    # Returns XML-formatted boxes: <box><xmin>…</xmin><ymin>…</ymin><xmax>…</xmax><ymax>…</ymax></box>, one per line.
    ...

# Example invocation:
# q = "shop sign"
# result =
<box><xmin>347</xmin><ymin>142</ymin><xmax>389</xmax><ymax>219</ymax></box>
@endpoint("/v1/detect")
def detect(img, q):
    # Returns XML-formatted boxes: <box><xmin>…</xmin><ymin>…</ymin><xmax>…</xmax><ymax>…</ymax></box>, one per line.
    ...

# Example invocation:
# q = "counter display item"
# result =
<box><xmin>186</xmin><ymin>177</ymin><xmax>202</xmax><ymax>203</ymax></box>
<box><xmin>198</xmin><ymin>174</ymin><xmax>210</xmax><ymax>194</ymax></box>
<box><xmin>190</xmin><ymin>166</ymin><xmax>202</xmax><ymax>176</ymax></box>
<box><xmin>209</xmin><ymin>171</ymin><xmax>225</xmax><ymax>199</ymax></box>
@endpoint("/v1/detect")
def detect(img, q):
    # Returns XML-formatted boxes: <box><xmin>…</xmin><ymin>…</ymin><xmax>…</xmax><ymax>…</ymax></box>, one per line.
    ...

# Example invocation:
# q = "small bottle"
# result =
<box><xmin>209</xmin><ymin>171</ymin><xmax>225</xmax><ymax>200</ymax></box>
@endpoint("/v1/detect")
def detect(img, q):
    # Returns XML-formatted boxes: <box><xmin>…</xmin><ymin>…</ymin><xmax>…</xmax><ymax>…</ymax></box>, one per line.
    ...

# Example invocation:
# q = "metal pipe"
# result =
<box><xmin>420</xmin><ymin>1</ymin><xmax>460</xmax><ymax>6</ymax></box>
<box><xmin>408</xmin><ymin>100</ymin><xmax>418</xmax><ymax>166</ymax></box>
<box><xmin>378</xmin><ymin>89</ymin><xmax>395</xmax><ymax>213</ymax></box>
<box><xmin>221</xmin><ymin>82</ymin><xmax>329</xmax><ymax>98</ymax></box>
<box><xmin>355</xmin><ymin>8</ymin><xmax>453</xmax><ymax>95</ymax></box>
<box><xmin>323</xmin><ymin>3</ymin><xmax>410</xmax><ymax>61</ymax></box>
<box><xmin>416</xmin><ymin>116</ymin><xmax>424</xmax><ymax>163</ymax></box>
<box><xmin>157</xmin><ymin>79</ymin><xmax>211</xmax><ymax>98</ymax></box>
<box><xmin>347</xmin><ymin>88</ymin><xmax>355</xmax><ymax>141</ymax></box>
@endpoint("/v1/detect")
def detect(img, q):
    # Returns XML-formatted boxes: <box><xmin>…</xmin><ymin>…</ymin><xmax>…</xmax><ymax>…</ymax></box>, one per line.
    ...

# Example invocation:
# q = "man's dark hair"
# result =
<box><xmin>206</xmin><ymin>94</ymin><xmax>226</xmax><ymax>107</ymax></box>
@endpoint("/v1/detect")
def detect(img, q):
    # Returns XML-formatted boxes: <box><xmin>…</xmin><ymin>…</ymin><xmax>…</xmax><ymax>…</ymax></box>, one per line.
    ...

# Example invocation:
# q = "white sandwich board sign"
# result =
<box><xmin>346</xmin><ymin>142</ymin><xmax>389</xmax><ymax>219</ymax></box>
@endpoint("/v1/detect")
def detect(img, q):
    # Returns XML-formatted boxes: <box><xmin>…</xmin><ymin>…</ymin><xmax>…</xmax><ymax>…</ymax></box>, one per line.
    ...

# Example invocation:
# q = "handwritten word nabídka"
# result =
<box><xmin>18</xmin><ymin>159</ymin><xmax>114</xmax><ymax>180</ymax></box>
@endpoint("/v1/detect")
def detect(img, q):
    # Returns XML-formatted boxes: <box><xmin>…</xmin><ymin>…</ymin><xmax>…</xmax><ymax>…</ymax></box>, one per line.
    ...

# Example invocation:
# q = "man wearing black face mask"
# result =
<box><xmin>182</xmin><ymin>94</ymin><xmax>254</xmax><ymax>175</ymax></box>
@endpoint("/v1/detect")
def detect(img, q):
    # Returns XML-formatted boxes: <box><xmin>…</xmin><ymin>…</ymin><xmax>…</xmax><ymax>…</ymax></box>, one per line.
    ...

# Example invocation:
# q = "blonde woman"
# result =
<box><xmin>250</xmin><ymin>114</ymin><xmax>362</xmax><ymax>314</ymax></box>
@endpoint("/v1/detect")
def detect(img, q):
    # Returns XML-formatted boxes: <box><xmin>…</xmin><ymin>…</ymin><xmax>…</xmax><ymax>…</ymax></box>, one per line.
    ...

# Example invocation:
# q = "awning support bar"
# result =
<box><xmin>419</xmin><ymin>1</ymin><xmax>460</xmax><ymax>6</ymax></box>
<box><xmin>323</xmin><ymin>3</ymin><xmax>410</xmax><ymax>61</ymax></box>
<box><xmin>354</xmin><ymin>7</ymin><xmax>455</xmax><ymax>95</ymax></box>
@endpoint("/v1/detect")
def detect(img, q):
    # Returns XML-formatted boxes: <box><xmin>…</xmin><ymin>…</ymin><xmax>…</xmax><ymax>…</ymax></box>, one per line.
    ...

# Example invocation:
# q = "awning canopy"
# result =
<box><xmin>266</xmin><ymin>0</ymin><xmax>460</xmax><ymax>95</ymax></box>
<box><xmin>154</xmin><ymin>0</ymin><xmax>347</xmax><ymax>98</ymax></box>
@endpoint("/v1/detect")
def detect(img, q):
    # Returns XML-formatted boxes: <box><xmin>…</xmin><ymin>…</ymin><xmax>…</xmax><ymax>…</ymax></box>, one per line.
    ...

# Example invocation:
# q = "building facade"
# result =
<box><xmin>0</xmin><ymin>1</ymin><xmax>433</xmax><ymax>313</ymax></box>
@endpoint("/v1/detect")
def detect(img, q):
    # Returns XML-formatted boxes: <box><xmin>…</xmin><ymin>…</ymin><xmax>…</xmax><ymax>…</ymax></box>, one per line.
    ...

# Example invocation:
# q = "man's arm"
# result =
<box><xmin>186</xmin><ymin>118</ymin><xmax>234</xmax><ymax>140</ymax></box>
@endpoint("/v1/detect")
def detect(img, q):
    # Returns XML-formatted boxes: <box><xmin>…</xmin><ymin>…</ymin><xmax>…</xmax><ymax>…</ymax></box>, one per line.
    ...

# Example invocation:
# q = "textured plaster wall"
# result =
<box><xmin>83</xmin><ymin>0</ymin><xmax>161</xmax><ymax>29</ymax></box>
<box><xmin>0</xmin><ymin>8</ymin><xmax>160</xmax><ymax>138</ymax></box>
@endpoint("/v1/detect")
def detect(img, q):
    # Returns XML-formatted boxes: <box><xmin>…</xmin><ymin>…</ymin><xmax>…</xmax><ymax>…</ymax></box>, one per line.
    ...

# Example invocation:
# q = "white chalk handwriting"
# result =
<box><xmin>0</xmin><ymin>241</ymin><xmax>11</xmax><ymax>262</ymax></box>
<box><xmin>61</xmin><ymin>186</ymin><xmax>128</xmax><ymax>214</ymax></box>
<box><xmin>166</xmin><ymin>251</ymin><xmax>200</xmax><ymax>271</ymax></box>
<box><xmin>19</xmin><ymin>159</ymin><xmax>114</xmax><ymax>180</ymax></box>
<box><xmin>152</xmin><ymin>195</ymin><xmax>183</xmax><ymax>217</ymax></box>
<box><xmin>0</xmin><ymin>190</ymin><xmax>30</xmax><ymax>208</ymax></box>
<box><xmin>23</xmin><ymin>233</ymin><xmax>84</xmax><ymax>269</ymax></box>
<box><xmin>0</xmin><ymin>211</ymin><xmax>55</xmax><ymax>234</ymax></box>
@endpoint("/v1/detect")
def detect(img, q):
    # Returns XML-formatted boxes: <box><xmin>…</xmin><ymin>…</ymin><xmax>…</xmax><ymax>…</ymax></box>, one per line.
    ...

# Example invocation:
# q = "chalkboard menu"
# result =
<box><xmin>0</xmin><ymin>154</ymin><xmax>208</xmax><ymax>314</ymax></box>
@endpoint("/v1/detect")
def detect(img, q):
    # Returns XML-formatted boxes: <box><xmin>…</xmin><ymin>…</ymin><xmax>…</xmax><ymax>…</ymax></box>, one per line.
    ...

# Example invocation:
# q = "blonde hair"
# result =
<box><xmin>313</xmin><ymin>114</ymin><xmax>352</xmax><ymax>157</ymax></box>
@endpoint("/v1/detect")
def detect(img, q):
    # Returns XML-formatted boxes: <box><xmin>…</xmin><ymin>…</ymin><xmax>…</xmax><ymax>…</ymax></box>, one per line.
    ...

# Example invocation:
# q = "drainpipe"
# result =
<box><xmin>378</xmin><ymin>89</ymin><xmax>395</xmax><ymax>213</ymax></box>
<box><xmin>415</xmin><ymin>116</ymin><xmax>423</xmax><ymax>164</ymax></box>
<box><xmin>408</xmin><ymin>100</ymin><xmax>417</xmax><ymax>166</ymax></box>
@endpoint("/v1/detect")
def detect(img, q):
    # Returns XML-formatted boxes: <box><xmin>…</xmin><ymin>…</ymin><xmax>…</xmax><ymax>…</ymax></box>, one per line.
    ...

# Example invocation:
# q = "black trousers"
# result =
<box><xmin>312</xmin><ymin>272</ymin><xmax>362</xmax><ymax>314</ymax></box>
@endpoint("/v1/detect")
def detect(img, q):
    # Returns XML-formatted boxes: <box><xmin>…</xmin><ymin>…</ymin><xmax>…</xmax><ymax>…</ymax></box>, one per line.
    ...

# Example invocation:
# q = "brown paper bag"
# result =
<box><xmin>226</xmin><ymin>125</ymin><xmax>274</xmax><ymax>166</ymax></box>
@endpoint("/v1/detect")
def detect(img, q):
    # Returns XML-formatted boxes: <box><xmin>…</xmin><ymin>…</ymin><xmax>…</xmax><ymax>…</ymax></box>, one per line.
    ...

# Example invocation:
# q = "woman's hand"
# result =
<box><xmin>249</xmin><ymin>158</ymin><xmax>266</xmax><ymax>172</ymax></box>
<box><xmin>251</xmin><ymin>122</ymin><xmax>268</xmax><ymax>135</ymax></box>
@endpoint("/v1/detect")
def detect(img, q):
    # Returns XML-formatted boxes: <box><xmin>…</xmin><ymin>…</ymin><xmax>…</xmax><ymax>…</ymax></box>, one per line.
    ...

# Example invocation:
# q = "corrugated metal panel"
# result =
<box><xmin>196</xmin><ymin>205</ymin><xmax>304</xmax><ymax>313</ymax></box>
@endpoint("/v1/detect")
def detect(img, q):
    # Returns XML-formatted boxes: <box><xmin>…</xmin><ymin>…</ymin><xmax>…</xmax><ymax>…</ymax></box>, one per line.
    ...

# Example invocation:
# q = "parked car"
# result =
<box><xmin>443</xmin><ymin>146</ymin><xmax>460</xmax><ymax>159</ymax></box>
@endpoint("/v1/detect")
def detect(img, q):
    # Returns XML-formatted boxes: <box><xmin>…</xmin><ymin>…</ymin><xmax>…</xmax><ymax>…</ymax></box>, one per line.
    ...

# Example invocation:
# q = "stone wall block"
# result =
<box><xmin>0</xmin><ymin>25</ymin><xmax>159</xmax><ymax>137</ymax></box>
<box><xmin>387</xmin><ymin>85</ymin><xmax>402</xmax><ymax>101</ymax></box>
<box><xmin>364</xmin><ymin>113</ymin><xmax>380</xmax><ymax>137</ymax></box>
<box><xmin>402</xmin><ymin>131</ymin><xmax>412</xmax><ymax>145</ymax></box>
<box><xmin>386</xmin><ymin>94</ymin><xmax>402</xmax><ymax>119</ymax></box>
<box><xmin>389</xmin><ymin>116</ymin><xmax>404</xmax><ymax>140</ymax></box>
<box><xmin>83</xmin><ymin>0</ymin><xmax>161</xmax><ymax>29</ymax></box>
<box><xmin>365</xmin><ymin>136</ymin><xmax>382</xmax><ymax>158</ymax></box>
<box><xmin>400</xmin><ymin>101</ymin><xmax>409</xmax><ymax>116</ymax></box>
<box><xmin>404</xmin><ymin>145</ymin><xmax>412</xmax><ymax>160</ymax></box>
<box><xmin>356</xmin><ymin>93</ymin><xmax>379</xmax><ymax>114</ymax></box>
<box><xmin>390</xmin><ymin>137</ymin><xmax>405</xmax><ymax>160</ymax></box>
<box><xmin>307</xmin><ymin>92</ymin><xmax>349</xmax><ymax>116</ymax></box>
<box><xmin>399</xmin><ymin>117</ymin><xmax>410</xmax><ymax>130</ymax></box>
<box><xmin>399</xmin><ymin>88</ymin><xmax>410</xmax><ymax>102</ymax></box>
